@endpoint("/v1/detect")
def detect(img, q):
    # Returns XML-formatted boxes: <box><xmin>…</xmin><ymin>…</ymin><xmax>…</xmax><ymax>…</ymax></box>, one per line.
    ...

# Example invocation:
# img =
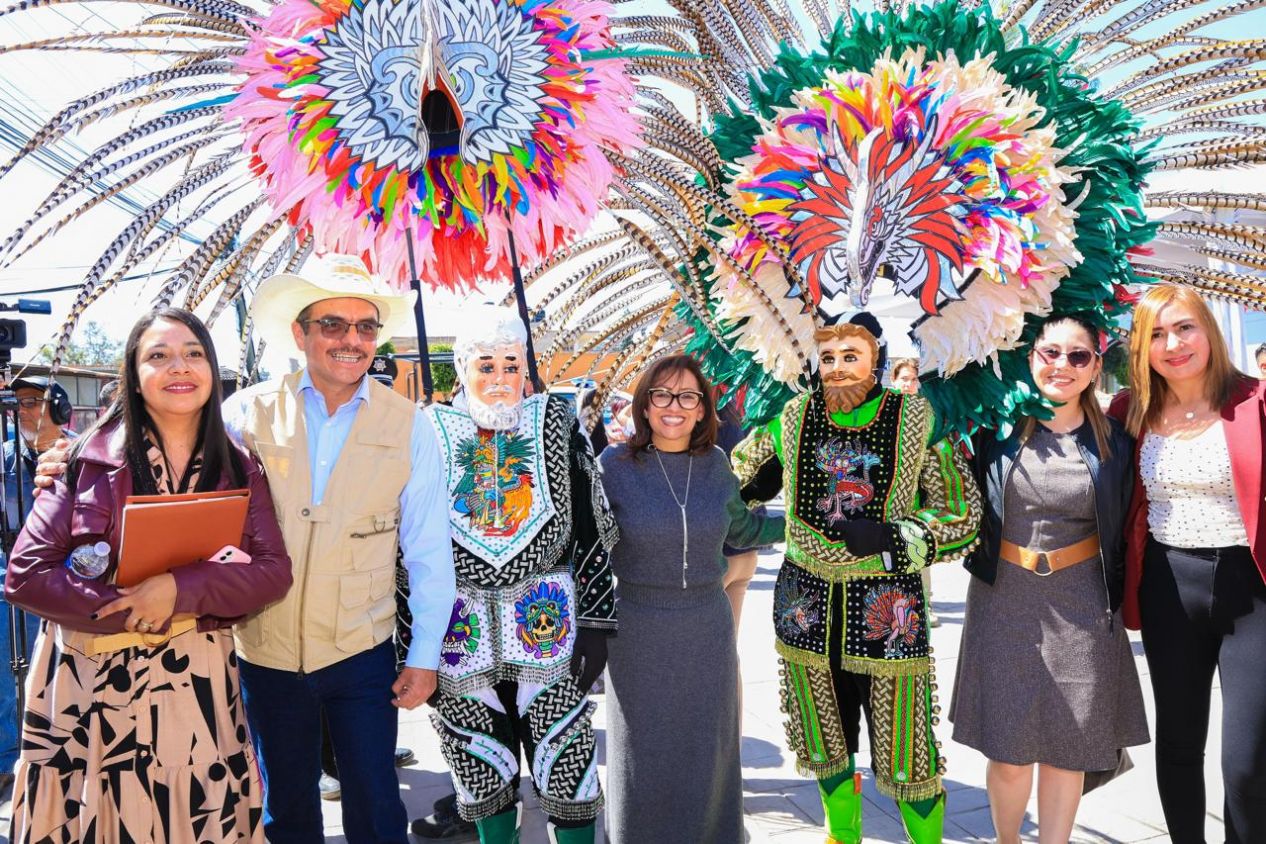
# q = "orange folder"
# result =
<box><xmin>115</xmin><ymin>489</ymin><xmax>251</xmax><ymax>587</ymax></box>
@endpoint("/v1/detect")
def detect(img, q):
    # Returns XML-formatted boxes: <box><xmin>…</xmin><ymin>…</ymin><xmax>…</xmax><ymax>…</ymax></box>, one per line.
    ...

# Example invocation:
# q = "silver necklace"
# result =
<box><xmin>653</xmin><ymin>446</ymin><xmax>693</xmax><ymax>589</ymax></box>
<box><xmin>1168</xmin><ymin>403</ymin><xmax>1204</xmax><ymax>424</ymax></box>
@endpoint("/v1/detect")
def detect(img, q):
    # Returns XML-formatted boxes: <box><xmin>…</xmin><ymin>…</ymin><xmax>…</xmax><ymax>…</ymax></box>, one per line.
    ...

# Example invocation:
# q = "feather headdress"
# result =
<box><xmin>1</xmin><ymin>0</ymin><xmax>1264</xmax><ymax>430</ymax></box>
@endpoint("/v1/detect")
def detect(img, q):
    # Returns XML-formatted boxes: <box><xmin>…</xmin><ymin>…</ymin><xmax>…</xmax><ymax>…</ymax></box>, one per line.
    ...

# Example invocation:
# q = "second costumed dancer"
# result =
<box><xmin>734</xmin><ymin>313</ymin><xmax>980</xmax><ymax>844</ymax></box>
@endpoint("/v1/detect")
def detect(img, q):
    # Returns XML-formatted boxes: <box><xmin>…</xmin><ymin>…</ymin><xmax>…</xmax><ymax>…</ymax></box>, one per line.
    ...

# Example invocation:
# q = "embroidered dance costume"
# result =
<box><xmin>427</xmin><ymin>393</ymin><xmax>618</xmax><ymax>828</ymax></box>
<box><xmin>735</xmin><ymin>386</ymin><xmax>979</xmax><ymax>841</ymax></box>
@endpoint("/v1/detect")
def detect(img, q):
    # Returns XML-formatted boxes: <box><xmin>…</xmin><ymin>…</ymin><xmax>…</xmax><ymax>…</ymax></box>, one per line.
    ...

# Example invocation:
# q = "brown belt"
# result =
<box><xmin>86</xmin><ymin>618</ymin><xmax>198</xmax><ymax>656</ymax></box>
<box><xmin>999</xmin><ymin>535</ymin><xmax>1100</xmax><ymax>576</ymax></box>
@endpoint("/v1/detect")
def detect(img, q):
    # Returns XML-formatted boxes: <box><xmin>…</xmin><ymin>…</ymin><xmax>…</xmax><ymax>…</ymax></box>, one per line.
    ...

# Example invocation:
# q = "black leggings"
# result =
<box><xmin>1140</xmin><ymin>540</ymin><xmax>1266</xmax><ymax>844</ymax></box>
<box><xmin>829</xmin><ymin>582</ymin><xmax>868</xmax><ymax>756</ymax></box>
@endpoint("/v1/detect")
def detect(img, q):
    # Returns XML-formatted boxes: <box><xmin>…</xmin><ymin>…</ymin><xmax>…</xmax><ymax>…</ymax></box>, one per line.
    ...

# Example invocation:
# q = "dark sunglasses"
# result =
<box><xmin>1034</xmin><ymin>346</ymin><xmax>1096</xmax><ymax>368</ymax></box>
<box><xmin>299</xmin><ymin>316</ymin><xmax>384</xmax><ymax>340</ymax></box>
<box><xmin>648</xmin><ymin>388</ymin><xmax>703</xmax><ymax>410</ymax></box>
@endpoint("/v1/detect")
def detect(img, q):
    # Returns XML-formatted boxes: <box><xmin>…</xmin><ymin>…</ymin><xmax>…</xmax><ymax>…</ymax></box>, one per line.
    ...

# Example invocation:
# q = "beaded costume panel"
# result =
<box><xmin>734</xmin><ymin>389</ymin><xmax>980</xmax><ymax>676</ymax></box>
<box><xmin>784</xmin><ymin>390</ymin><xmax>924</xmax><ymax>576</ymax></box>
<box><xmin>429</xmin><ymin>393</ymin><xmax>618</xmax><ymax>694</ymax></box>
<box><xmin>429</xmin><ymin>394</ymin><xmax>567</xmax><ymax>580</ymax></box>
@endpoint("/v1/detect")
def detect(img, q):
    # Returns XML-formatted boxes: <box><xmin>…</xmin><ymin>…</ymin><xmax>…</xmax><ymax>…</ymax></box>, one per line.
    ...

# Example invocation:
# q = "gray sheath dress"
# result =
<box><xmin>598</xmin><ymin>444</ymin><xmax>784</xmax><ymax>844</ymax></box>
<box><xmin>950</xmin><ymin>425</ymin><xmax>1148</xmax><ymax>775</ymax></box>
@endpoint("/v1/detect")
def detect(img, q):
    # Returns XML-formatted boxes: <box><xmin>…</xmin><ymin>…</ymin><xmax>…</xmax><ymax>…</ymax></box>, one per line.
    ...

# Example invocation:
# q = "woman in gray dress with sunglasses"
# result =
<box><xmin>950</xmin><ymin>315</ymin><xmax>1148</xmax><ymax>844</ymax></box>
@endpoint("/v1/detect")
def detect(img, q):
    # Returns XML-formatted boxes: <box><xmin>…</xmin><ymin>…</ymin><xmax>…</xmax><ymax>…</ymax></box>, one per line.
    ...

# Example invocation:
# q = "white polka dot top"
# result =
<box><xmin>1140</xmin><ymin>424</ymin><xmax>1249</xmax><ymax>548</ymax></box>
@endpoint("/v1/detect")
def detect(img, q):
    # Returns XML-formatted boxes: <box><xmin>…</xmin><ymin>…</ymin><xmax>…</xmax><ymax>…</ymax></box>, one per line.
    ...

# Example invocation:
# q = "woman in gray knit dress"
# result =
<box><xmin>598</xmin><ymin>355</ymin><xmax>784</xmax><ymax>844</ymax></box>
<box><xmin>950</xmin><ymin>316</ymin><xmax>1149</xmax><ymax>844</ymax></box>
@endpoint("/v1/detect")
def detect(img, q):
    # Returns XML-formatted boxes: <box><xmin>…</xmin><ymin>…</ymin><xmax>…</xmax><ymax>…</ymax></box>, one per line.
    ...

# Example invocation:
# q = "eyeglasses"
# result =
<box><xmin>648</xmin><ymin>388</ymin><xmax>703</xmax><ymax>410</ymax></box>
<box><xmin>15</xmin><ymin>397</ymin><xmax>46</xmax><ymax>409</ymax></box>
<box><xmin>1034</xmin><ymin>346</ymin><xmax>1096</xmax><ymax>368</ymax></box>
<box><xmin>299</xmin><ymin>316</ymin><xmax>384</xmax><ymax>340</ymax></box>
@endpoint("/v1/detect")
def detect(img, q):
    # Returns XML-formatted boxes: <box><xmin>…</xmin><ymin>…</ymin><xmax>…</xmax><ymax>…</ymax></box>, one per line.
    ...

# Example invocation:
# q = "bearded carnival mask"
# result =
<box><xmin>455</xmin><ymin>304</ymin><xmax>530</xmax><ymax>431</ymax></box>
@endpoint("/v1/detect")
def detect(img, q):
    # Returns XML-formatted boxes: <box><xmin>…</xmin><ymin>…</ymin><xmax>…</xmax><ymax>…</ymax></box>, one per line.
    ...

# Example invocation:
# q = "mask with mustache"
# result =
<box><xmin>822</xmin><ymin>372</ymin><xmax>877</xmax><ymax>415</ymax></box>
<box><xmin>814</xmin><ymin>320</ymin><xmax>881</xmax><ymax>417</ymax></box>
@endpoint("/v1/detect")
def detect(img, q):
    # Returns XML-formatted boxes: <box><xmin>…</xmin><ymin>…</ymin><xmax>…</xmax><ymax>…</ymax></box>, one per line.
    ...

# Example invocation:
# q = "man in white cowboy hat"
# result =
<box><xmin>221</xmin><ymin>253</ymin><xmax>455</xmax><ymax>843</ymax></box>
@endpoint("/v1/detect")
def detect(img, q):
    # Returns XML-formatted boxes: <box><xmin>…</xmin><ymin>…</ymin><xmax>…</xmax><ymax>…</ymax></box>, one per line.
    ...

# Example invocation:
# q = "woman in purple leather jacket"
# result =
<box><xmin>3</xmin><ymin>308</ymin><xmax>292</xmax><ymax>843</ymax></box>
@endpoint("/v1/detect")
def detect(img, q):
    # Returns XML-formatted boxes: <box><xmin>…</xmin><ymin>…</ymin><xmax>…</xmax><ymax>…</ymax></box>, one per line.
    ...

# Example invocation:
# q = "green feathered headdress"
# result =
<box><xmin>682</xmin><ymin>0</ymin><xmax>1153</xmax><ymax>439</ymax></box>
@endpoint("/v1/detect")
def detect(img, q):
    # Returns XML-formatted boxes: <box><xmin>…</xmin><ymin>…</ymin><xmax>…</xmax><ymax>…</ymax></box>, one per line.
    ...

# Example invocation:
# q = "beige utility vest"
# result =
<box><xmin>234</xmin><ymin>371</ymin><xmax>414</xmax><ymax>672</ymax></box>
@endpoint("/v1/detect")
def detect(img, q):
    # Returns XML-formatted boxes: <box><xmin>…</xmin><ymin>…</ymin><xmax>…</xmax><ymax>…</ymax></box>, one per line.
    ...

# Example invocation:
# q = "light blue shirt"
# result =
<box><xmin>223</xmin><ymin>371</ymin><xmax>455</xmax><ymax>671</ymax></box>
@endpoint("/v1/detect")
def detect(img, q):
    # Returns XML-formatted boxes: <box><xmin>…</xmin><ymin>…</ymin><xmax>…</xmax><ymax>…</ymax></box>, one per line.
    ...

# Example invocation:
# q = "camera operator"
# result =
<box><xmin>0</xmin><ymin>375</ymin><xmax>74</xmax><ymax>794</ymax></box>
<box><xmin>4</xmin><ymin>376</ymin><xmax>75</xmax><ymax>528</ymax></box>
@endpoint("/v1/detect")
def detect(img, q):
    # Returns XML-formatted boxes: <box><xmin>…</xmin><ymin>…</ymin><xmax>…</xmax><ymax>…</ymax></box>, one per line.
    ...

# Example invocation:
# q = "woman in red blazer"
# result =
<box><xmin>1108</xmin><ymin>284</ymin><xmax>1266</xmax><ymax>844</ymax></box>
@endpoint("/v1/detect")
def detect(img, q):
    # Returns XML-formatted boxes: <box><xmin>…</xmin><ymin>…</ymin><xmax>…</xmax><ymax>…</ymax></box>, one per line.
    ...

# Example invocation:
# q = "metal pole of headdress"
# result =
<box><xmin>405</xmin><ymin>232</ymin><xmax>436</xmax><ymax>405</ymax></box>
<box><xmin>233</xmin><ymin>295</ymin><xmax>258</xmax><ymax>388</ymax></box>
<box><xmin>503</xmin><ymin>222</ymin><xmax>541</xmax><ymax>388</ymax></box>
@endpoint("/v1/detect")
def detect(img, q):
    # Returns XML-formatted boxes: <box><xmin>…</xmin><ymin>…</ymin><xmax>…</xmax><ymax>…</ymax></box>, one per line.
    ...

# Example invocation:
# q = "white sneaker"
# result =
<box><xmin>319</xmin><ymin>773</ymin><xmax>341</xmax><ymax>801</ymax></box>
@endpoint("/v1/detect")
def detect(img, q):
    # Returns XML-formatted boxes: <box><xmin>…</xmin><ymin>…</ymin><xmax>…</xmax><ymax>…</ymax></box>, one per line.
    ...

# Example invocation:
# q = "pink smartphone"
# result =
<box><xmin>211</xmin><ymin>545</ymin><xmax>252</xmax><ymax>565</ymax></box>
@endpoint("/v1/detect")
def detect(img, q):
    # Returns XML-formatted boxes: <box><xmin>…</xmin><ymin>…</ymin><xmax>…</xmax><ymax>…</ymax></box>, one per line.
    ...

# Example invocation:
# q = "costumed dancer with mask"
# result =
<box><xmin>733</xmin><ymin>313</ymin><xmax>980</xmax><ymax>844</ymax></box>
<box><xmin>666</xmin><ymin>14</ymin><xmax>1172</xmax><ymax>836</ymax></box>
<box><xmin>426</xmin><ymin>305</ymin><xmax>618</xmax><ymax>844</ymax></box>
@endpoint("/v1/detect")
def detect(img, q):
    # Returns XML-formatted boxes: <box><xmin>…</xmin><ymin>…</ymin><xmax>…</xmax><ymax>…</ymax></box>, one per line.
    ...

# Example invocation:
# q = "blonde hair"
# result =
<box><xmin>1125</xmin><ymin>285</ymin><xmax>1247</xmax><ymax>437</ymax></box>
<box><xmin>1020</xmin><ymin>315</ymin><xmax>1113</xmax><ymax>459</ymax></box>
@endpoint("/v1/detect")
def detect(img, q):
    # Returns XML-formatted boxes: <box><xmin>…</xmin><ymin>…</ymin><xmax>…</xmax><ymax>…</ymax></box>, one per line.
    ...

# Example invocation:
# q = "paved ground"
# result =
<box><xmin>0</xmin><ymin>543</ymin><xmax>1227</xmax><ymax>842</ymax></box>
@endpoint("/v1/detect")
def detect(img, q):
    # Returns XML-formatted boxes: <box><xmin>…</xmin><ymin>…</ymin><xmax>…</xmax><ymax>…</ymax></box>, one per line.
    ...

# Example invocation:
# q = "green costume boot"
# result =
<box><xmin>818</xmin><ymin>760</ymin><xmax>863</xmax><ymax>844</ymax></box>
<box><xmin>476</xmin><ymin>803</ymin><xmax>522</xmax><ymax>844</ymax></box>
<box><xmin>897</xmin><ymin>793</ymin><xmax>946</xmax><ymax>844</ymax></box>
<box><xmin>546</xmin><ymin>821</ymin><xmax>596</xmax><ymax>844</ymax></box>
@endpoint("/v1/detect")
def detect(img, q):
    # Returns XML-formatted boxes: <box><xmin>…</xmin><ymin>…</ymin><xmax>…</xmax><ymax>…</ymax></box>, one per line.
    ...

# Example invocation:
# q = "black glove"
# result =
<box><xmin>569</xmin><ymin>627</ymin><xmax>609</xmax><ymax>693</ymax></box>
<box><xmin>837</xmin><ymin>518</ymin><xmax>891</xmax><ymax>560</ymax></box>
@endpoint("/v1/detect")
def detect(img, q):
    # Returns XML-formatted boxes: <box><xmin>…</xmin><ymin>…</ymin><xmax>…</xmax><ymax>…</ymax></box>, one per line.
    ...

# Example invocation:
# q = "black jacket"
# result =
<box><xmin>966</xmin><ymin>417</ymin><xmax>1134</xmax><ymax>613</ymax></box>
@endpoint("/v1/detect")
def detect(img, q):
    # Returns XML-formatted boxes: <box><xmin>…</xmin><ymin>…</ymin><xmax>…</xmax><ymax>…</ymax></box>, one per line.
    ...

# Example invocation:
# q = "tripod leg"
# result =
<box><xmin>8</xmin><ymin>602</ymin><xmax>28</xmax><ymax>737</ymax></box>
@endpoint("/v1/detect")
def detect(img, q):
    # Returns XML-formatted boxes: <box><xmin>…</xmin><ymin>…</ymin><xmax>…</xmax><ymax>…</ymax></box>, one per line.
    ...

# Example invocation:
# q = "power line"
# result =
<box><xmin>0</xmin><ymin>265</ymin><xmax>175</xmax><ymax>296</ymax></box>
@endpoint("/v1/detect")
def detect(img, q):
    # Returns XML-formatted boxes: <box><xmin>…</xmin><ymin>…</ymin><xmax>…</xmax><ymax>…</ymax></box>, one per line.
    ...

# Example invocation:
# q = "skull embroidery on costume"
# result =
<box><xmin>515</xmin><ymin>581</ymin><xmax>572</xmax><ymax>659</ymax></box>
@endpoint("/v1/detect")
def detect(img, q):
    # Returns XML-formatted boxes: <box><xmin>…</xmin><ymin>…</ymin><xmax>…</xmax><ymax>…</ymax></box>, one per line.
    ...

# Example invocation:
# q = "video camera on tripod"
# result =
<box><xmin>0</xmin><ymin>298</ymin><xmax>51</xmax><ymax>368</ymax></box>
<box><xmin>0</xmin><ymin>298</ymin><xmax>56</xmax><ymax>429</ymax></box>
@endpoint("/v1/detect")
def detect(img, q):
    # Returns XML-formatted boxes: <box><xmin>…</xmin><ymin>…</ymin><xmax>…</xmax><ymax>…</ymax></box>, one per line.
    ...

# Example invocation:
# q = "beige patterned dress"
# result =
<box><xmin>10</xmin><ymin>442</ymin><xmax>264</xmax><ymax>842</ymax></box>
